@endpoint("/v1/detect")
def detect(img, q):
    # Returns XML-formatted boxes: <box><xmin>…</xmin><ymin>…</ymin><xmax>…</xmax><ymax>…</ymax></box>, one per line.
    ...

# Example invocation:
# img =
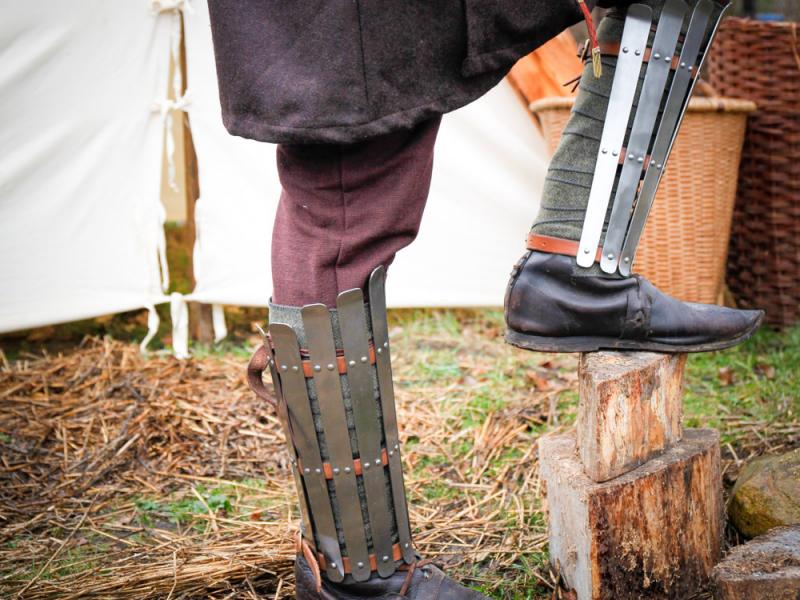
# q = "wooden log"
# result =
<box><xmin>576</xmin><ymin>351</ymin><xmax>686</xmax><ymax>482</ymax></box>
<box><xmin>711</xmin><ymin>525</ymin><xmax>800</xmax><ymax>600</ymax></box>
<box><xmin>539</xmin><ymin>428</ymin><xmax>723</xmax><ymax>600</ymax></box>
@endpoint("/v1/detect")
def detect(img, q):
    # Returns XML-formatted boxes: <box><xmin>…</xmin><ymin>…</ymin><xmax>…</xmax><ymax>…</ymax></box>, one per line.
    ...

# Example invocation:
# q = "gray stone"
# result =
<box><xmin>728</xmin><ymin>448</ymin><xmax>800</xmax><ymax>539</ymax></box>
<box><xmin>712</xmin><ymin>525</ymin><xmax>800</xmax><ymax>600</ymax></box>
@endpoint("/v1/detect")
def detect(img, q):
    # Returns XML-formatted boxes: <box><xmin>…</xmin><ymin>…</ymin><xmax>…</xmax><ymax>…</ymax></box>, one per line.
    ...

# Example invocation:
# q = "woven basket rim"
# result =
<box><xmin>529</xmin><ymin>95</ymin><xmax>757</xmax><ymax>114</ymax></box>
<box><xmin>724</xmin><ymin>16</ymin><xmax>800</xmax><ymax>30</ymax></box>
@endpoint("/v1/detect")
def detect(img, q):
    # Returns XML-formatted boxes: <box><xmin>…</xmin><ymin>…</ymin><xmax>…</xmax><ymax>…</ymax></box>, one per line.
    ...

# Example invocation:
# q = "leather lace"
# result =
<box><xmin>296</xmin><ymin>531</ymin><xmax>323</xmax><ymax>593</ymax></box>
<box><xmin>398</xmin><ymin>558</ymin><xmax>434</xmax><ymax>597</ymax></box>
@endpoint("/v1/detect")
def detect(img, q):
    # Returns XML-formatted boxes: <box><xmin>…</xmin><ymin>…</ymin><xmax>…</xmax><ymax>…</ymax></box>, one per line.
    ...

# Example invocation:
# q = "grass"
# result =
<box><xmin>684</xmin><ymin>325</ymin><xmax>800</xmax><ymax>442</ymax></box>
<box><xmin>1</xmin><ymin>308</ymin><xmax>798</xmax><ymax>598</ymax></box>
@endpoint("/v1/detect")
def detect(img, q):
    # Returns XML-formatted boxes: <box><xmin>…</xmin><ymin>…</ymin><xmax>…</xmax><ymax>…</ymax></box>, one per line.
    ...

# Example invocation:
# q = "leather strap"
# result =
<box><xmin>297</xmin><ymin>447</ymin><xmax>390</xmax><ymax>480</ymax></box>
<box><xmin>318</xmin><ymin>542</ymin><xmax>404</xmax><ymax>574</ymax></box>
<box><xmin>299</xmin><ymin>344</ymin><xmax>376</xmax><ymax>378</ymax></box>
<box><xmin>527</xmin><ymin>233</ymin><xmax>602</xmax><ymax>263</ymax></box>
<box><xmin>247</xmin><ymin>345</ymin><xmax>276</xmax><ymax>407</ymax></box>
<box><xmin>265</xmin><ymin>337</ymin><xmax>378</xmax><ymax>378</ymax></box>
<box><xmin>597</xmin><ymin>41</ymin><xmax>700</xmax><ymax>79</ymax></box>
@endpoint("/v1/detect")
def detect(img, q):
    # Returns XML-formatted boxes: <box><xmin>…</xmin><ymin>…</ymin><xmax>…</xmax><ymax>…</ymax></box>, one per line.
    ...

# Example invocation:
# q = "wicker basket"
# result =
<box><xmin>706</xmin><ymin>18</ymin><xmax>800</xmax><ymax>327</ymax></box>
<box><xmin>530</xmin><ymin>96</ymin><xmax>755</xmax><ymax>305</ymax></box>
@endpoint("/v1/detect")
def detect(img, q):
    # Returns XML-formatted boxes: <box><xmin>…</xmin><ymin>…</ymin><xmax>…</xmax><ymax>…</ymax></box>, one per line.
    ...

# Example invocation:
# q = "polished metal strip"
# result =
<box><xmin>301</xmin><ymin>304</ymin><xmax>373</xmax><ymax>582</ymax></box>
<box><xmin>270</xmin><ymin>323</ymin><xmax>345</xmax><ymax>582</ymax></box>
<box><xmin>367</xmin><ymin>266</ymin><xmax>415</xmax><ymax>565</ymax></box>
<box><xmin>618</xmin><ymin>0</ymin><xmax>723</xmax><ymax>275</ymax></box>
<box><xmin>336</xmin><ymin>288</ymin><xmax>397</xmax><ymax>578</ymax></box>
<box><xmin>269</xmin><ymin>351</ymin><xmax>315</xmax><ymax>549</ymax></box>
<box><xmin>576</xmin><ymin>3</ymin><xmax>652</xmax><ymax>268</ymax></box>
<box><xmin>600</xmin><ymin>0</ymin><xmax>688</xmax><ymax>273</ymax></box>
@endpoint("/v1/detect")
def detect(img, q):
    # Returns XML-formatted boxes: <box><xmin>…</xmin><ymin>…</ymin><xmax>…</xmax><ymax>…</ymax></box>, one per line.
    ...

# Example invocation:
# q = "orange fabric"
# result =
<box><xmin>506</xmin><ymin>30</ymin><xmax>583</xmax><ymax>105</ymax></box>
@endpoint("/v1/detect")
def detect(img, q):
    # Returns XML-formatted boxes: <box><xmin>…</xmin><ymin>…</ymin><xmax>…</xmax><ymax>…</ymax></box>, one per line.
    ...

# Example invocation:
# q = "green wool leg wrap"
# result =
<box><xmin>530</xmin><ymin>0</ymin><xmax>721</xmax><ymax>271</ymax></box>
<box><xmin>268</xmin><ymin>302</ymin><xmax>398</xmax><ymax>558</ymax></box>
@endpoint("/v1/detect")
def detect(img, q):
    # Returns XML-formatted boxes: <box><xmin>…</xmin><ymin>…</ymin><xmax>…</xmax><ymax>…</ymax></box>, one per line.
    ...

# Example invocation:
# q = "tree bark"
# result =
<box><xmin>540</xmin><ymin>428</ymin><xmax>723</xmax><ymax>600</ymax></box>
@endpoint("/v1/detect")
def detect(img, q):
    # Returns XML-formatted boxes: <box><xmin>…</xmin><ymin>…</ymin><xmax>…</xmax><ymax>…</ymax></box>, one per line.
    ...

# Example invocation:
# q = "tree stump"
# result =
<box><xmin>711</xmin><ymin>525</ymin><xmax>800</xmax><ymax>600</ymax></box>
<box><xmin>540</xmin><ymin>428</ymin><xmax>723</xmax><ymax>600</ymax></box>
<box><xmin>577</xmin><ymin>352</ymin><xmax>686</xmax><ymax>482</ymax></box>
<box><xmin>540</xmin><ymin>351</ymin><xmax>723</xmax><ymax>599</ymax></box>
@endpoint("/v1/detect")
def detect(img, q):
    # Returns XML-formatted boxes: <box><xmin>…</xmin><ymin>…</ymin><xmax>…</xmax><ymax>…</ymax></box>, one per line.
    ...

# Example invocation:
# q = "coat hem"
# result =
<box><xmin>221</xmin><ymin>70</ymin><xmax>508</xmax><ymax>145</ymax></box>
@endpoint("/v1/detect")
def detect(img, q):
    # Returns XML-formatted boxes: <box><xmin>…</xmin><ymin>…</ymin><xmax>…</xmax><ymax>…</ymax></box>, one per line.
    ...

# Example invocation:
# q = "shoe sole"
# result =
<box><xmin>504</xmin><ymin>314</ymin><xmax>764</xmax><ymax>354</ymax></box>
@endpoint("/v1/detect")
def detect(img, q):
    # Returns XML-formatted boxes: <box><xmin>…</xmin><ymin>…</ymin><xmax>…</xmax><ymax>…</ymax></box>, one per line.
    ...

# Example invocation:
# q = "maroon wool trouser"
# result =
<box><xmin>272</xmin><ymin>116</ymin><xmax>442</xmax><ymax>307</ymax></box>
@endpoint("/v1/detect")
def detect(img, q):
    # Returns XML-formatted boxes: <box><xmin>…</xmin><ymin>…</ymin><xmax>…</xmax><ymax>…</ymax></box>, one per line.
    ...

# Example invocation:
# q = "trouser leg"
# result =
<box><xmin>248</xmin><ymin>116</ymin><xmax>488</xmax><ymax>599</ymax></box>
<box><xmin>271</xmin><ymin>116</ymin><xmax>441</xmax><ymax>307</ymax></box>
<box><xmin>505</xmin><ymin>0</ymin><xmax>764</xmax><ymax>353</ymax></box>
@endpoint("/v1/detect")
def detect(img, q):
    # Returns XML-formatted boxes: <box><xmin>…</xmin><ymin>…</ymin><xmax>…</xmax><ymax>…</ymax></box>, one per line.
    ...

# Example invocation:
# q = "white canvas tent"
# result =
<box><xmin>0</xmin><ymin>0</ymin><xmax>551</xmax><ymax>353</ymax></box>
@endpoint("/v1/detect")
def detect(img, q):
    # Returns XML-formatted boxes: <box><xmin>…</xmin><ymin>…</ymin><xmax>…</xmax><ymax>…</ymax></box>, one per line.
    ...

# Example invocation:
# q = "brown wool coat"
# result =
<box><xmin>207</xmin><ymin>1</ymin><xmax>619</xmax><ymax>145</ymax></box>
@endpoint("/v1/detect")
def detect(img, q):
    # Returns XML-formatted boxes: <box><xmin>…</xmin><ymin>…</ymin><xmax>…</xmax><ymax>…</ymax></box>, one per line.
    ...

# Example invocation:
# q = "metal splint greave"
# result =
<box><xmin>247</xmin><ymin>266</ymin><xmax>414</xmax><ymax>583</ymax></box>
<box><xmin>576</xmin><ymin>0</ymin><xmax>730</xmax><ymax>275</ymax></box>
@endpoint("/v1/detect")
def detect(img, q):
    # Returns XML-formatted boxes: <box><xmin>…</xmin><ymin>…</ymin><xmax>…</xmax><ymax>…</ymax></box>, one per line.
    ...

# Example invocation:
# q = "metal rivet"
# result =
<box><xmin>657</xmin><ymin>163</ymin><xmax>663</xmax><ymax>169</ymax></box>
<box><xmin>394</xmin><ymin>444</ymin><xmax>400</xmax><ymax>450</ymax></box>
<box><xmin>348</xmin><ymin>360</ymin><xmax>356</xmax><ymax>367</ymax></box>
<box><xmin>304</xmin><ymin>468</ymin><xmax>311</xmax><ymax>474</ymax></box>
<box><xmin>404</xmin><ymin>543</ymin><xmax>410</xmax><ymax>549</ymax></box>
<box><xmin>291</xmin><ymin>365</ymin><xmax>299</xmax><ymax>372</ymax></box>
<box><xmin>651</xmin><ymin>160</ymin><xmax>656</xmax><ymax>166</ymax></box>
<box><xmin>344</xmin><ymin>467</ymin><xmax>351</xmax><ymax>473</ymax></box>
<box><xmin>281</xmin><ymin>365</ymin><xmax>288</xmax><ymax>371</ymax></box>
<box><xmin>634</xmin><ymin>49</ymin><xmax>641</xmax><ymax>56</ymax></box>
<box><xmin>383</xmin><ymin>342</ymin><xmax>388</xmax><ymax>348</ymax></box>
<box><xmin>654</xmin><ymin>52</ymin><xmax>661</xmax><ymax>60</ymax></box>
<box><xmin>330</xmin><ymin>562</ymin><xmax>337</xmax><ymax>569</ymax></box>
<box><xmin>360</xmin><ymin>356</ymin><xmax>368</xmax><ymax>363</ymax></box>
<box><xmin>583</xmin><ymin>248</ymin><xmax>591</xmax><ymax>254</ymax></box>
<box><xmin>628</xmin><ymin>153</ymin><xmax>634</xmax><ymax>160</ymax></box>
<box><xmin>637</xmin><ymin>156</ymin><xmax>644</xmax><ymax>164</ymax></box>
<box><xmin>382</xmin><ymin>555</ymin><xmax>390</xmax><ymax>562</ymax></box>
<box><xmin>357</xmin><ymin>561</ymin><xmax>364</xmax><ymax>568</ymax></box>
<box><xmin>315</xmin><ymin>468</ymin><xmax>321</xmax><ymax>474</ymax></box>
<box><xmin>612</xmin><ymin>150</ymin><xmax>619</xmax><ymax>157</ymax></box>
<box><xmin>607</xmin><ymin>253</ymin><xmax>614</xmax><ymax>260</ymax></box>
<box><xmin>601</xmin><ymin>148</ymin><xmax>608</xmax><ymax>154</ymax></box>
<box><xmin>623</xmin><ymin>257</ymin><xmax>630</xmax><ymax>263</ymax></box>
<box><xmin>389</xmin><ymin>450</ymin><xmax>394</xmax><ymax>456</ymax></box>
<box><xmin>665</xmin><ymin>55</ymin><xmax>671</xmax><ymax>62</ymax></box>
<box><xmin>680</xmin><ymin>61</ymin><xmax>687</xmax><ymax>68</ymax></box>
<box><xmin>622</xmin><ymin>47</ymin><xmax>629</xmax><ymax>53</ymax></box>
<box><xmin>377</xmin><ymin>348</ymin><xmax>382</xmax><ymax>354</ymax></box>
<box><xmin>313</xmin><ymin>365</ymin><xmax>321</xmax><ymax>372</ymax></box>
<box><xmin>376</xmin><ymin>457</ymin><xmax>381</xmax><ymax>464</ymax></box>
<box><xmin>688</xmin><ymin>65</ymin><xmax>694</xmax><ymax>71</ymax></box>
<box><xmin>364</xmin><ymin>462</ymin><xmax>370</xmax><ymax>469</ymax></box>
<box><xmin>327</xmin><ymin>363</ymin><xmax>335</xmax><ymax>370</ymax></box>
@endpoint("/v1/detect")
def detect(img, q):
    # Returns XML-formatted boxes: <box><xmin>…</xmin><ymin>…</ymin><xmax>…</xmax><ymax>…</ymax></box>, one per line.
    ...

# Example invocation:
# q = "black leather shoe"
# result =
<box><xmin>504</xmin><ymin>251</ymin><xmax>764</xmax><ymax>353</ymax></box>
<box><xmin>295</xmin><ymin>554</ymin><xmax>489</xmax><ymax>600</ymax></box>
